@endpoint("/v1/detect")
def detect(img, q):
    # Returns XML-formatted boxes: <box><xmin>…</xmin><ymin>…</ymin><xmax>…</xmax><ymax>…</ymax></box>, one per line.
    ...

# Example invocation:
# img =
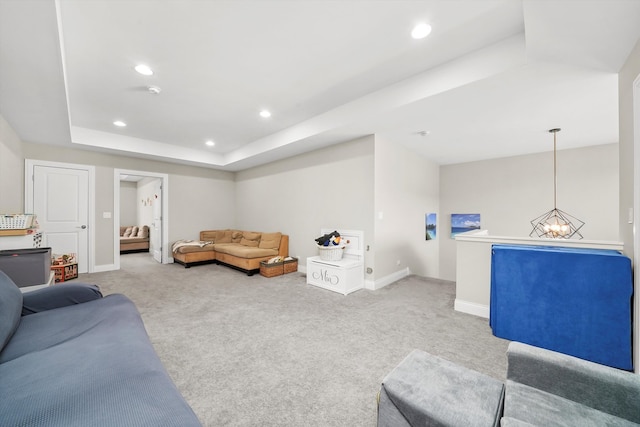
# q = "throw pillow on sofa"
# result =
<box><xmin>259</xmin><ymin>232</ymin><xmax>281</xmax><ymax>250</ymax></box>
<box><xmin>241</xmin><ymin>231</ymin><xmax>261</xmax><ymax>247</ymax></box>
<box><xmin>123</xmin><ymin>227</ymin><xmax>133</xmax><ymax>238</ymax></box>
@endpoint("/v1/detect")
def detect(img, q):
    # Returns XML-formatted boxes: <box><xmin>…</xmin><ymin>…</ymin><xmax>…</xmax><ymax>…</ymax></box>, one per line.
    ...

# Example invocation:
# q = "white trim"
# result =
<box><xmin>365</xmin><ymin>267</ymin><xmax>410</xmax><ymax>290</ymax></box>
<box><xmin>93</xmin><ymin>264</ymin><xmax>117</xmax><ymax>273</ymax></box>
<box><xmin>455</xmin><ymin>230</ymin><xmax>624</xmax><ymax>251</ymax></box>
<box><xmin>114</xmin><ymin>169</ymin><xmax>170</xmax><ymax>270</ymax></box>
<box><xmin>632</xmin><ymin>74</ymin><xmax>640</xmax><ymax>374</ymax></box>
<box><xmin>25</xmin><ymin>159</ymin><xmax>96</xmax><ymax>273</ymax></box>
<box><xmin>454</xmin><ymin>299</ymin><xmax>490</xmax><ymax>319</ymax></box>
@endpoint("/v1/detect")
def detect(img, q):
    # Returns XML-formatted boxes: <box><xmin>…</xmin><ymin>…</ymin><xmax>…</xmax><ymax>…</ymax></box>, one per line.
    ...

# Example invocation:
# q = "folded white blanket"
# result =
<box><xmin>171</xmin><ymin>239</ymin><xmax>213</xmax><ymax>252</ymax></box>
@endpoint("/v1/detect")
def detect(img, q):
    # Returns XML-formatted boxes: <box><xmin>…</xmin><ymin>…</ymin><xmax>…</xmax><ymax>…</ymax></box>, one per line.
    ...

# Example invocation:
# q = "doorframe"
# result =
<box><xmin>633</xmin><ymin>75</ymin><xmax>640</xmax><ymax>373</ymax></box>
<box><xmin>114</xmin><ymin>169</ymin><xmax>170</xmax><ymax>270</ymax></box>
<box><xmin>25</xmin><ymin>159</ymin><xmax>96</xmax><ymax>273</ymax></box>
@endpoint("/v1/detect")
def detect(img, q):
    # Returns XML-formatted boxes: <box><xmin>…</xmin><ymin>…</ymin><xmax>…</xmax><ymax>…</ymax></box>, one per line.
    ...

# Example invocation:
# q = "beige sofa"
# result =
<box><xmin>120</xmin><ymin>225</ymin><xmax>150</xmax><ymax>253</ymax></box>
<box><xmin>172</xmin><ymin>229</ymin><xmax>289</xmax><ymax>275</ymax></box>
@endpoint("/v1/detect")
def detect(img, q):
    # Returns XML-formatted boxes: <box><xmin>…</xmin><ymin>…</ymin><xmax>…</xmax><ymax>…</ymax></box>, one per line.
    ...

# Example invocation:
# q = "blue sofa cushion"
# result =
<box><xmin>0</xmin><ymin>271</ymin><xmax>22</xmax><ymax>351</ymax></box>
<box><xmin>0</xmin><ymin>294</ymin><xmax>201</xmax><ymax>426</ymax></box>
<box><xmin>21</xmin><ymin>282</ymin><xmax>102</xmax><ymax>315</ymax></box>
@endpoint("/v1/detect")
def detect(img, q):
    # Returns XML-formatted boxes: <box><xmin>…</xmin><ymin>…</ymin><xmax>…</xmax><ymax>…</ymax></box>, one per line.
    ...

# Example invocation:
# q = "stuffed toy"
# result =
<box><xmin>315</xmin><ymin>231</ymin><xmax>341</xmax><ymax>246</ymax></box>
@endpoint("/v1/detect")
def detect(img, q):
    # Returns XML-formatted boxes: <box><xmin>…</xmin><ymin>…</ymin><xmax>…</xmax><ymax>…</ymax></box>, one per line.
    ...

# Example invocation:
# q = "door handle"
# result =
<box><xmin>78</xmin><ymin>225</ymin><xmax>87</xmax><ymax>229</ymax></box>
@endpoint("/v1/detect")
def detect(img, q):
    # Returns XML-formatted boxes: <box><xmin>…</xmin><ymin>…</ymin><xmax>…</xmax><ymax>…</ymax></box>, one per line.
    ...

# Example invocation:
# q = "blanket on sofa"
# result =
<box><xmin>172</xmin><ymin>239</ymin><xmax>213</xmax><ymax>252</ymax></box>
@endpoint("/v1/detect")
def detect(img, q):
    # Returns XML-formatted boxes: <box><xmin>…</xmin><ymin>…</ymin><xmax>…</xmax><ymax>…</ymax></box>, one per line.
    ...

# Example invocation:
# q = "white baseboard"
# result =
<box><xmin>454</xmin><ymin>299</ymin><xmax>489</xmax><ymax>319</ymax></box>
<box><xmin>365</xmin><ymin>267</ymin><xmax>410</xmax><ymax>291</ymax></box>
<box><xmin>92</xmin><ymin>264</ymin><xmax>116</xmax><ymax>273</ymax></box>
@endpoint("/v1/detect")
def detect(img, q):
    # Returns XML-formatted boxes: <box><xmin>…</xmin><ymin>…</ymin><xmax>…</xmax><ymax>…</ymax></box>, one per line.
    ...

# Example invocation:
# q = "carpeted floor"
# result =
<box><xmin>80</xmin><ymin>253</ymin><xmax>509</xmax><ymax>426</ymax></box>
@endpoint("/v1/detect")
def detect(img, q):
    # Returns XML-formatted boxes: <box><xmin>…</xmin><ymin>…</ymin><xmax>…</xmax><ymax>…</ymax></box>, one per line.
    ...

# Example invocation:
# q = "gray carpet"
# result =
<box><xmin>80</xmin><ymin>253</ymin><xmax>509</xmax><ymax>426</ymax></box>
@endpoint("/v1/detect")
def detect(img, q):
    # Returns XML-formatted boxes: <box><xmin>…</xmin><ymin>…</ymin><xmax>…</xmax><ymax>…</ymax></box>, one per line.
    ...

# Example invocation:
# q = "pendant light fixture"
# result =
<box><xmin>529</xmin><ymin>128</ymin><xmax>584</xmax><ymax>239</ymax></box>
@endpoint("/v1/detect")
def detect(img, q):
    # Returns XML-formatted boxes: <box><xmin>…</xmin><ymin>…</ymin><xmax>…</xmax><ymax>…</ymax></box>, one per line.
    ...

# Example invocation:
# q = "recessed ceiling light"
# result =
<box><xmin>147</xmin><ymin>85</ymin><xmax>161</xmax><ymax>95</ymax></box>
<box><xmin>411</xmin><ymin>23</ymin><xmax>432</xmax><ymax>39</ymax></box>
<box><xmin>205</xmin><ymin>140</ymin><xmax>215</xmax><ymax>147</ymax></box>
<box><xmin>134</xmin><ymin>64</ymin><xmax>153</xmax><ymax>76</ymax></box>
<box><xmin>259</xmin><ymin>110</ymin><xmax>271</xmax><ymax>118</ymax></box>
<box><xmin>113</xmin><ymin>120</ymin><xmax>127</xmax><ymax>127</ymax></box>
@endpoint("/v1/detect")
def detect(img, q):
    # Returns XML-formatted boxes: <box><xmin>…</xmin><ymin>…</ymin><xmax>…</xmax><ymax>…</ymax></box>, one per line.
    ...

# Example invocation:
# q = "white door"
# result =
<box><xmin>32</xmin><ymin>165</ymin><xmax>89</xmax><ymax>273</ymax></box>
<box><xmin>151</xmin><ymin>179</ymin><xmax>162</xmax><ymax>263</ymax></box>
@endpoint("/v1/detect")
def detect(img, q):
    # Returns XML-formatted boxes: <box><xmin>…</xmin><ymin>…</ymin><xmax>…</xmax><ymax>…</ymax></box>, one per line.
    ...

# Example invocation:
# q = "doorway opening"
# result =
<box><xmin>113</xmin><ymin>169</ymin><xmax>169</xmax><ymax>270</ymax></box>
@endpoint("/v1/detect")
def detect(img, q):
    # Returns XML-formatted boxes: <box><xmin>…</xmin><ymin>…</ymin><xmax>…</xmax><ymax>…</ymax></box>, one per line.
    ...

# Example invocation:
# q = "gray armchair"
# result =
<box><xmin>503</xmin><ymin>341</ymin><xmax>640</xmax><ymax>426</ymax></box>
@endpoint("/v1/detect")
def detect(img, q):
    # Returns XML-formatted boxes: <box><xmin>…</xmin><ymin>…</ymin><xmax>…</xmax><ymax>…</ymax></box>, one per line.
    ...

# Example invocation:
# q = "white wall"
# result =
<box><xmin>21</xmin><ymin>142</ymin><xmax>236</xmax><ymax>267</ymax></box>
<box><xmin>619</xmin><ymin>39</ymin><xmax>640</xmax><ymax>260</ymax></box>
<box><xmin>119</xmin><ymin>181</ymin><xmax>137</xmax><ymax>226</ymax></box>
<box><xmin>374</xmin><ymin>135</ymin><xmax>440</xmax><ymax>280</ymax></box>
<box><xmin>136</xmin><ymin>178</ymin><xmax>157</xmax><ymax>229</ymax></box>
<box><xmin>439</xmin><ymin>143</ymin><xmax>619</xmax><ymax>281</ymax></box>
<box><xmin>0</xmin><ymin>114</ymin><xmax>24</xmax><ymax>213</ymax></box>
<box><xmin>235</xmin><ymin>136</ymin><xmax>375</xmax><ymax>276</ymax></box>
<box><xmin>618</xmin><ymin>38</ymin><xmax>640</xmax><ymax>373</ymax></box>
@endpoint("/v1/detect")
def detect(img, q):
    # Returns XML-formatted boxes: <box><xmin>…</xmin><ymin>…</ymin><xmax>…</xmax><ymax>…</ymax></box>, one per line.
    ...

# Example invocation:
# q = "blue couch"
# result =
<box><xmin>0</xmin><ymin>271</ymin><xmax>201</xmax><ymax>426</ymax></box>
<box><xmin>378</xmin><ymin>342</ymin><xmax>640</xmax><ymax>426</ymax></box>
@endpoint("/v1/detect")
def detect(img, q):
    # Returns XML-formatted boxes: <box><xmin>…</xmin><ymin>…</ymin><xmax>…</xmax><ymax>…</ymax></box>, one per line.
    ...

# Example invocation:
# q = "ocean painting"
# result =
<box><xmin>450</xmin><ymin>213</ymin><xmax>481</xmax><ymax>238</ymax></box>
<box><xmin>425</xmin><ymin>213</ymin><xmax>436</xmax><ymax>240</ymax></box>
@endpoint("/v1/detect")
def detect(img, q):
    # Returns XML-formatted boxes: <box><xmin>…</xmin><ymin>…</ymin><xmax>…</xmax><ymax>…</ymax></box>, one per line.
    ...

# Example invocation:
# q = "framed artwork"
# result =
<box><xmin>425</xmin><ymin>213</ymin><xmax>436</xmax><ymax>240</ymax></box>
<box><xmin>451</xmin><ymin>213</ymin><xmax>480</xmax><ymax>238</ymax></box>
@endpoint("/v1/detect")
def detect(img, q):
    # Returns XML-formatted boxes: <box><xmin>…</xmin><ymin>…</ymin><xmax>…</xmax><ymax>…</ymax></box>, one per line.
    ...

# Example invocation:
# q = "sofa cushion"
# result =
<box><xmin>232</xmin><ymin>230</ymin><xmax>243</xmax><ymax>243</ymax></box>
<box><xmin>213</xmin><ymin>243</ymin><xmax>277</xmax><ymax>259</ymax></box>
<box><xmin>240</xmin><ymin>231</ymin><xmax>261</xmax><ymax>247</ymax></box>
<box><xmin>123</xmin><ymin>226</ymin><xmax>133</xmax><ymax>237</ymax></box>
<box><xmin>380</xmin><ymin>349</ymin><xmax>504</xmax><ymax>427</ymax></box>
<box><xmin>121</xmin><ymin>236</ymin><xmax>149</xmax><ymax>244</ymax></box>
<box><xmin>215</xmin><ymin>230</ymin><xmax>232</xmax><ymax>243</ymax></box>
<box><xmin>0</xmin><ymin>294</ymin><xmax>201</xmax><ymax>426</ymax></box>
<box><xmin>0</xmin><ymin>271</ymin><xmax>22</xmax><ymax>351</ymax></box>
<box><xmin>200</xmin><ymin>230</ymin><xmax>217</xmax><ymax>242</ymax></box>
<box><xmin>137</xmin><ymin>226</ymin><xmax>148</xmax><ymax>238</ymax></box>
<box><xmin>258</xmin><ymin>232</ymin><xmax>281</xmax><ymax>250</ymax></box>
<box><xmin>503</xmin><ymin>380</ymin><xmax>633</xmax><ymax>427</ymax></box>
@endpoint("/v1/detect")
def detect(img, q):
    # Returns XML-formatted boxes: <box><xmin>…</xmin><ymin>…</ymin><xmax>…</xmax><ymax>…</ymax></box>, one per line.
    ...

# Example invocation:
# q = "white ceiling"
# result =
<box><xmin>1</xmin><ymin>0</ymin><xmax>639</xmax><ymax>171</ymax></box>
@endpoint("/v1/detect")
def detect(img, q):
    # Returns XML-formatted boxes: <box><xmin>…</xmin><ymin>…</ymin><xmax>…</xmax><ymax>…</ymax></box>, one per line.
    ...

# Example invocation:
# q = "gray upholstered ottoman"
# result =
<box><xmin>378</xmin><ymin>350</ymin><xmax>504</xmax><ymax>427</ymax></box>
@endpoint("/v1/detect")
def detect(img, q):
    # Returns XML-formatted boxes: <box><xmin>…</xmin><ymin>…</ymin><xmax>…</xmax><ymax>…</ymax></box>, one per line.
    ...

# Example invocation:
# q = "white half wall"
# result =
<box><xmin>439</xmin><ymin>143</ymin><xmax>619</xmax><ymax>281</ymax></box>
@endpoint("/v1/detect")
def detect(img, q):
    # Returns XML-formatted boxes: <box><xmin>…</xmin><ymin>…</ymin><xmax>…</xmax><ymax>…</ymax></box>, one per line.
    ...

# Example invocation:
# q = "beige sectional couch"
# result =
<box><xmin>120</xmin><ymin>225</ymin><xmax>150</xmax><ymax>253</ymax></box>
<box><xmin>172</xmin><ymin>229</ymin><xmax>289</xmax><ymax>275</ymax></box>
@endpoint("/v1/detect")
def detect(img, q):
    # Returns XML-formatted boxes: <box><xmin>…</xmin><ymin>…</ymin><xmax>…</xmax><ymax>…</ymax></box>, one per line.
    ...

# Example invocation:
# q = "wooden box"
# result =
<box><xmin>260</xmin><ymin>261</ymin><xmax>284</xmax><ymax>278</ymax></box>
<box><xmin>52</xmin><ymin>263</ymin><xmax>78</xmax><ymax>283</ymax></box>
